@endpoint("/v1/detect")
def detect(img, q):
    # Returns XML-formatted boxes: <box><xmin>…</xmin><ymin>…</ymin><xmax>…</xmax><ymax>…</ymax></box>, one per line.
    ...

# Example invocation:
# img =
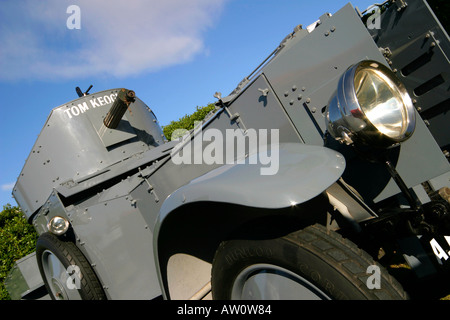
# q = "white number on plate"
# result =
<box><xmin>430</xmin><ymin>236</ymin><xmax>450</xmax><ymax>261</ymax></box>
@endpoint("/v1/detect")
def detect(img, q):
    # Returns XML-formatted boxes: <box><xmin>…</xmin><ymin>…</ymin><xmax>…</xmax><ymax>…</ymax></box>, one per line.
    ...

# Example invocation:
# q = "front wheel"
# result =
<box><xmin>211</xmin><ymin>224</ymin><xmax>408</xmax><ymax>300</ymax></box>
<box><xmin>36</xmin><ymin>232</ymin><xmax>106</xmax><ymax>300</ymax></box>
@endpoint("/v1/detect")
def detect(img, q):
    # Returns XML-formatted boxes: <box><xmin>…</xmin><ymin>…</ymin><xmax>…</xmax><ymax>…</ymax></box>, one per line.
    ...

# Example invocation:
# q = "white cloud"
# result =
<box><xmin>0</xmin><ymin>0</ymin><xmax>227</xmax><ymax>81</ymax></box>
<box><xmin>1</xmin><ymin>183</ymin><xmax>15</xmax><ymax>192</ymax></box>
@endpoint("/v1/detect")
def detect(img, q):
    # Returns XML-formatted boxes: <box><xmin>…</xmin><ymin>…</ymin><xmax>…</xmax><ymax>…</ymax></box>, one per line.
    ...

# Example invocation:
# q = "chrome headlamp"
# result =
<box><xmin>47</xmin><ymin>216</ymin><xmax>69</xmax><ymax>235</ymax></box>
<box><xmin>326</xmin><ymin>60</ymin><xmax>415</xmax><ymax>148</ymax></box>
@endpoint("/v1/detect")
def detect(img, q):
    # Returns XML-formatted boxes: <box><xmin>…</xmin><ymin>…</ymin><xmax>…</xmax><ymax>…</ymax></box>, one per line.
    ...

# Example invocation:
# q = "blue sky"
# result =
<box><xmin>0</xmin><ymin>0</ymin><xmax>376</xmax><ymax>208</ymax></box>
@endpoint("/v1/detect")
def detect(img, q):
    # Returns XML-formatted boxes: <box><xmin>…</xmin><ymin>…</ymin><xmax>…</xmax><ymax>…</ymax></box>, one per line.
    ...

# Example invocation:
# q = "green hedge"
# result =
<box><xmin>0</xmin><ymin>204</ymin><xmax>38</xmax><ymax>300</ymax></box>
<box><xmin>162</xmin><ymin>103</ymin><xmax>216</xmax><ymax>141</ymax></box>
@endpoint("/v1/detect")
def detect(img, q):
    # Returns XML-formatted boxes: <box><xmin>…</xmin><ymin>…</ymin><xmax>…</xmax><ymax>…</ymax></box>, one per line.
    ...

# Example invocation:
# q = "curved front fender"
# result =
<box><xmin>153</xmin><ymin>142</ymin><xmax>345</xmax><ymax>299</ymax></box>
<box><xmin>160</xmin><ymin>142</ymin><xmax>345</xmax><ymax>215</ymax></box>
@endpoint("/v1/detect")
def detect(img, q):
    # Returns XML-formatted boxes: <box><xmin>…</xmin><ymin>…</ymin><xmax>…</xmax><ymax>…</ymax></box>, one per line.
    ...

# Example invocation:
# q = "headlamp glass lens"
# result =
<box><xmin>48</xmin><ymin>216</ymin><xmax>69</xmax><ymax>235</ymax></box>
<box><xmin>354</xmin><ymin>68</ymin><xmax>407</xmax><ymax>139</ymax></box>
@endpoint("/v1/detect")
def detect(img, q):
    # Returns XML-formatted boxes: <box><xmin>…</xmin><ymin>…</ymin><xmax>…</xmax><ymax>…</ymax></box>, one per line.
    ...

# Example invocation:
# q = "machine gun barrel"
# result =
<box><xmin>103</xmin><ymin>88</ymin><xmax>136</xmax><ymax>129</ymax></box>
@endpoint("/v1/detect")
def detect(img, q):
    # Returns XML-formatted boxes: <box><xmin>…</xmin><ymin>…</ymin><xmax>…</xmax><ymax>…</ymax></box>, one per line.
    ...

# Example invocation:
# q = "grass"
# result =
<box><xmin>387</xmin><ymin>257</ymin><xmax>450</xmax><ymax>300</ymax></box>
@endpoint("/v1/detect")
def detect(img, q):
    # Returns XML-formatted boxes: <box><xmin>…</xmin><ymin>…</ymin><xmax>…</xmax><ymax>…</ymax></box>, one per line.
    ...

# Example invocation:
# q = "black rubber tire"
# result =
<box><xmin>212</xmin><ymin>224</ymin><xmax>408</xmax><ymax>300</ymax></box>
<box><xmin>36</xmin><ymin>232</ymin><xmax>106</xmax><ymax>300</ymax></box>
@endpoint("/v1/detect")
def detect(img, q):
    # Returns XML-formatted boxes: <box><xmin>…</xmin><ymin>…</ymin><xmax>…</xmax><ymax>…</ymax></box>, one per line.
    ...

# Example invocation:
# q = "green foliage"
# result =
<box><xmin>0</xmin><ymin>204</ymin><xmax>38</xmax><ymax>300</ymax></box>
<box><xmin>163</xmin><ymin>103</ymin><xmax>216</xmax><ymax>141</ymax></box>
